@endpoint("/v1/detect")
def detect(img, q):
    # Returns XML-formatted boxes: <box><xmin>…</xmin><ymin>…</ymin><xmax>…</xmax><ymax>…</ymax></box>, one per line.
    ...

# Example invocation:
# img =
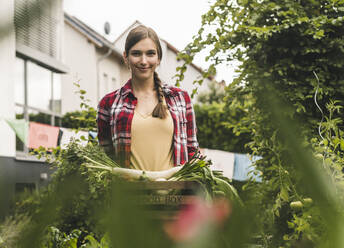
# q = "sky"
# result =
<box><xmin>64</xmin><ymin>0</ymin><xmax>236</xmax><ymax>83</ymax></box>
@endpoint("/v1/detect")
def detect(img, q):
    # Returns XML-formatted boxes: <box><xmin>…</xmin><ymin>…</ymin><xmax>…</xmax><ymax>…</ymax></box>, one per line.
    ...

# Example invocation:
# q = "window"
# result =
<box><xmin>14</xmin><ymin>58</ymin><xmax>25</xmax><ymax>105</ymax></box>
<box><xmin>14</xmin><ymin>0</ymin><xmax>60</xmax><ymax>59</ymax></box>
<box><xmin>15</xmin><ymin>105</ymin><xmax>25</xmax><ymax>152</ymax></box>
<box><xmin>52</xmin><ymin>73</ymin><xmax>61</xmax><ymax>114</ymax></box>
<box><xmin>14</xmin><ymin>57</ymin><xmax>62</xmax><ymax>152</ymax></box>
<box><xmin>103</xmin><ymin>73</ymin><xmax>108</xmax><ymax>93</ymax></box>
<box><xmin>100</xmin><ymin>73</ymin><xmax>109</xmax><ymax>96</ymax></box>
<box><xmin>15</xmin><ymin>183</ymin><xmax>36</xmax><ymax>194</ymax></box>
<box><xmin>27</xmin><ymin>61</ymin><xmax>52</xmax><ymax>111</ymax></box>
<box><xmin>112</xmin><ymin>77</ymin><xmax>117</xmax><ymax>90</ymax></box>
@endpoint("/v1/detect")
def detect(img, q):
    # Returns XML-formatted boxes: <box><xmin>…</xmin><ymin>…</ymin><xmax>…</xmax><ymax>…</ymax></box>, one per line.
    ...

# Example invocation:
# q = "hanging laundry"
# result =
<box><xmin>59</xmin><ymin>128</ymin><xmax>89</xmax><ymax>149</ymax></box>
<box><xmin>201</xmin><ymin>148</ymin><xmax>235</xmax><ymax>179</ymax></box>
<box><xmin>4</xmin><ymin>118</ymin><xmax>29</xmax><ymax>145</ymax></box>
<box><xmin>89</xmin><ymin>131</ymin><xmax>98</xmax><ymax>139</ymax></box>
<box><xmin>28</xmin><ymin>122</ymin><xmax>60</xmax><ymax>149</ymax></box>
<box><xmin>233</xmin><ymin>153</ymin><xmax>262</xmax><ymax>182</ymax></box>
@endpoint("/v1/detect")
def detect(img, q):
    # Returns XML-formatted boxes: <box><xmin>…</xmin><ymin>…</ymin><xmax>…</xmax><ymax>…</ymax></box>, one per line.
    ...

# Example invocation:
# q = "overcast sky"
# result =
<box><xmin>64</xmin><ymin>0</ymin><xmax>235</xmax><ymax>83</ymax></box>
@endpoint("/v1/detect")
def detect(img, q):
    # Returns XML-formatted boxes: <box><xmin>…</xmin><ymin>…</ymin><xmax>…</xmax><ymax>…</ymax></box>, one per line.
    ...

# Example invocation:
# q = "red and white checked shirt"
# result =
<box><xmin>97</xmin><ymin>79</ymin><xmax>199</xmax><ymax>168</ymax></box>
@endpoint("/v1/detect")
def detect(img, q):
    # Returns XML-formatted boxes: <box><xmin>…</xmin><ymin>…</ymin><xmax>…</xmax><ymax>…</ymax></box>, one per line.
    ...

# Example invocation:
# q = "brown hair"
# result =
<box><xmin>125</xmin><ymin>25</ymin><xmax>168</xmax><ymax>119</ymax></box>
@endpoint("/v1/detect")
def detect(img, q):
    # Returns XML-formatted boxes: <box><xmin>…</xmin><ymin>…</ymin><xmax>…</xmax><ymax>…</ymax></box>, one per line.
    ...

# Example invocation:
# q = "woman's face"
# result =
<box><xmin>124</xmin><ymin>38</ymin><xmax>160</xmax><ymax>81</ymax></box>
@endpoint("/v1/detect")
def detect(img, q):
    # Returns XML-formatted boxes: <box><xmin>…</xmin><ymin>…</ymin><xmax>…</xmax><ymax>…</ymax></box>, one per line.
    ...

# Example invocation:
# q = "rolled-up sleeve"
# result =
<box><xmin>97</xmin><ymin>97</ymin><xmax>113</xmax><ymax>148</ymax></box>
<box><xmin>184</xmin><ymin>91</ymin><xmax>199</xmax><ymax>159</ymax></box>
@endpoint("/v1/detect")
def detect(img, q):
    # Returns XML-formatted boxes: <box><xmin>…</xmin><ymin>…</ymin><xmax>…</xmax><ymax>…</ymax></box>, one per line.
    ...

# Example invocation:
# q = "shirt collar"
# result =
<box><xmin>121</xmin><ymin>79</ymin><xmax>175</xmax><ymax>98</ymax></box>
<box><xmin>161</xmin><ymin>83</ymin><xmax>174</xmax><ymax>96</ymax></box>
<box><xmin>121</xmin><ymin>79</ymin><xmax>134</xmax><ymax>98</ymax></box>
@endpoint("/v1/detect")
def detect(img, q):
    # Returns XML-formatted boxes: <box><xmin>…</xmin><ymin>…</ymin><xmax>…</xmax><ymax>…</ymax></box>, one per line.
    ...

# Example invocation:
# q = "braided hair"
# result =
<box><xmin>152</xmin><ymin>72</ymin><xmax>168</xmax><ymax>119</ymax></box>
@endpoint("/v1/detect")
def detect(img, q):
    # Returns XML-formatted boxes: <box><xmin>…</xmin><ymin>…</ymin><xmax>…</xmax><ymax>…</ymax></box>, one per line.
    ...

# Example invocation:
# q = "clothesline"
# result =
<box><xmin>2</xmin><ymin>118</ymin><xmax>262</xmax><ymax>182</ymax></box>
<box><xmin>3</xmin><ymin>118</ymin><xmax>91</xmax><ymax>149</ymax></box>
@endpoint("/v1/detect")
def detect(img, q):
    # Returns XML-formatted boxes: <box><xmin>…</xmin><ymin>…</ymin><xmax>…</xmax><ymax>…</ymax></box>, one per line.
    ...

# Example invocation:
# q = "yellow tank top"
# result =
<box><xmin>130</xmin><ymin>109</ymin><xmax>174</xmax><ymax>171</ymax></box>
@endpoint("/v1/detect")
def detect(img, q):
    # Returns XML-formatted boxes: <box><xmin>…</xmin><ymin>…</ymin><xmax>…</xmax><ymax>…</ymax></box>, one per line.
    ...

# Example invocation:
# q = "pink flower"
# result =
<box><xmin>212</xmin><ymin>197</ymin><xmax>232</xmax><ymax>225</ymax></box>
<box><xmin>164</xmin><ymin>197</ymin><xmax>231</xmax><ymax>242</ymax></box>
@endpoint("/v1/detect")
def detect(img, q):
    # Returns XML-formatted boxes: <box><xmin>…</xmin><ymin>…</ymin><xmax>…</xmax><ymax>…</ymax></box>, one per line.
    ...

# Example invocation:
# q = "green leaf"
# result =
<box><xmin>280</xmin><ymin>187</ymin><xmax>289</xmax><ymax>201</ymax></box>
<box><xmin>314</xmin><ymin>29</ymin><xmax>325</xmax><ymax>39</ymax></box>
<box><xmin>340</xmin><ymin>139</ymin><xmax>344</xmax><ymax>151</ymax></box>
<box><xmin>83</xmin><ymin>235</ymin><xmax>101</xmax><ymax>247</ymax></box>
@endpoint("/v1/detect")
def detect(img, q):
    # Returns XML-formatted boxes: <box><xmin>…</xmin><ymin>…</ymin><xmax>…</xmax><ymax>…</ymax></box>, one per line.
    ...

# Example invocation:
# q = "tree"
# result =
<box><xmin>194</xmin><ymin>80</ymin><xmax>252</xmax><ymax>153</ymax></box>
<box><xmin>176</xmin><ymin>0</ymin><xmax>344</xmax><ymax>246</ymax></box>
<box><xmin>197</xmin><ymin>80</ymin><xmax>226</xmax><ymax>104</ymax></box>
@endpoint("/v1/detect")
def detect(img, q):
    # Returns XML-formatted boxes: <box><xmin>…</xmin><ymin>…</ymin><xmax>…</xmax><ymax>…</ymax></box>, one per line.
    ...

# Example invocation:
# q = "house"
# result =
<box><xmin>61</xmin><ymin>13</ymin><xmax>128</xmax><ymax>114</ymax></box>
<box><xmin>61</xmin><ymin>18</ymin><xmax>212</xmax><ymax>113</ymax></box>
<box><xmin>0</xmin><ymin>0</ymin><xmax>66</xmax><ymax>217</ymax></box>
<box><xmin>0</xmin><ymin>1</ymin><xmax>214</xmax><ymax>217</ymax></box>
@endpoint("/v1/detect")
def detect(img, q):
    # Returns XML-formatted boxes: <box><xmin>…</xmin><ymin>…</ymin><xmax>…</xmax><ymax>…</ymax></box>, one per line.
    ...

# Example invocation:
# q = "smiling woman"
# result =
<box><xmin>126</xmin><ymin>39</ymin><xmax>160</xmax><ymax>88</ymax></box>
<box><xmin>96</xmin><ymin>25</ymin><xmax>199</xmax><ymax>171</ymax></box>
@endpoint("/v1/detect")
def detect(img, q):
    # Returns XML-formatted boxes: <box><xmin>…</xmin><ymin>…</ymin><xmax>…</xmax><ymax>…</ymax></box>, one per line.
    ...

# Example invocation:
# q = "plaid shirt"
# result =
<box><xmin>97</xmin><ymin>79</ymin><xmax>199</xmax><ymax>168</ymax></box>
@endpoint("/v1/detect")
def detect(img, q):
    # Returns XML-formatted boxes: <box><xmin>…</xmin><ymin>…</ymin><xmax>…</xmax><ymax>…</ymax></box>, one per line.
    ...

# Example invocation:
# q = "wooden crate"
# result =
<box><xmin>129</xmin><ymin>181</ymin><xmax>203</xmax><ymax>221</ymax></box>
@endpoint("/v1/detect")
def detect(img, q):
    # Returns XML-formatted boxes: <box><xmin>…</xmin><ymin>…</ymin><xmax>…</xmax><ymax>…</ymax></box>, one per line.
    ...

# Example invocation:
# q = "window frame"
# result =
<box><xmin>15</xmin><ymin>56</ymin><xmax>62</xmax><ymax>156</ymax></box>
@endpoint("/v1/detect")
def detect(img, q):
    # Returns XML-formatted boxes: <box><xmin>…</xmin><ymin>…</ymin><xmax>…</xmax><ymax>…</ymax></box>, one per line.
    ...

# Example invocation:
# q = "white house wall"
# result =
<box><xmin>119</xmin><ymin>65</ymin><xmax>131</xmax><ymax>87</ymax></box>
<box><xmin>62</xmin><ymin>22</ymin><xmax>131</xmax><ymax>114</ymax></box>
<box><xmin>95</xmin><ymin>51</ymin><xmax>127</xmax><ymax>100</ymax></box>
<box><xmin>61</xmin><ymin>23</ymin><xmax>98</xmax><ymax>114</ymax></box>
<box><xmin>0</xmin><ymin>0</ymin><xmax>16</xmax><ymax>157</ymax></box>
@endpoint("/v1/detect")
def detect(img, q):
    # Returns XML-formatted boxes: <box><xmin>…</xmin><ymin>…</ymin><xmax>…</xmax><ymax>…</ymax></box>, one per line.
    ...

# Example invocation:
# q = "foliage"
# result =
<box><xmin>194</xmin><ymin>80</ymin><xmax>252</xmax><ymax>153</ymax></box>
<box><xmin>176</xmin><ymin>0</ymin><xmax>344</xmax><ymax>246</ymax></box>
<box><xmin>0</xmin><ymin>214</ymin><xmax>31</xmax><ymax>248</ymax></box>
<box><xmin>196</xmin><ymin>80</ymin><xmax>226</xmax><ymax>104</ymax></box>
<box><xmin>10</xmin><ymin>139</ymin><xmax>251</xmax><ymax>248</ymax></box>
<box><xmin>61</xmin><ymin>83</ymin><xmax>97</xmax><ymax>132</ymax></box>
<box><xmin>168</xmin><ymin>150</ymin><xmax>243</xmax><ymax>204</ymax></box>
<box><xmin>40</xmin><ymin>142</ymin><xmax>115</xmax><ymax>235</ymax></box>
<box><xmin>40</xmin><ymin>226</ymin><xmax>110</xmax><ymax>248</ymax></box>
<box><xmin>62</xmin><ymin>110</ymin><xmax>96</xmax><ymax>131</ymax></box>
<box><xmin>9</xmin><ymin>140</ymin><xmax>166</xmax><ymax>247</ymax></box>
<box><xmin>194</xmin><ymin>102</ymin><xmax>251</xmax><ymax>153</ymax></box>
<box><xmin>11</xmin><ymin>140</ymin><xmax>121</xmax><ymax>246</ymax></box>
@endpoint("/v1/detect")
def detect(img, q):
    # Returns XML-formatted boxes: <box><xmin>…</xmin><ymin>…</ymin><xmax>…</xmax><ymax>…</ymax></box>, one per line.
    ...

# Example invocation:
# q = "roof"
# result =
<box><xmin>113</xmin><ymin>20</ymin><xmax>142</xmax><ymax>44</ymax></box>
<box><xmin>161</xmin><ymin>39</ymin><xmax>214</xmax><ymax>81</ymax></box>
<box><xmin>64</xmin><ymin>12</ymin><xmax>122</xmax><ymax>58</ymax></box>
<box><xmin>64</xmin><ymin>16</ymin><xmax>215</xmax><ymax>82</ymax></box>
